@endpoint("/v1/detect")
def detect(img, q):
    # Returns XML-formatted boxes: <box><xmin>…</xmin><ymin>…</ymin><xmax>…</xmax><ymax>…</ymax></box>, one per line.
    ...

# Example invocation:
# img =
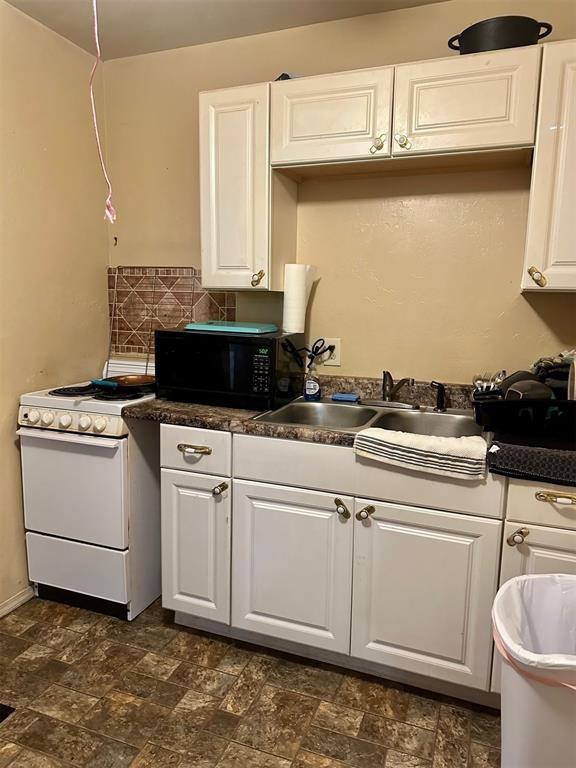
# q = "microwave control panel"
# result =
<box><xmin>252</xmin><ymin>349</ymin><xmax>271</xmax><ymax>394</ymax></box>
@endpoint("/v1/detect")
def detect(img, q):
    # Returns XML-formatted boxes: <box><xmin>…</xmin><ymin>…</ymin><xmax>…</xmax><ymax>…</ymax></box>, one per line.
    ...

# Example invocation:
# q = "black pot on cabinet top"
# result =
<box><xmin>448</xmin><ymin>16</ymin><xmax>552</xmax><ymax>54</ymax></box>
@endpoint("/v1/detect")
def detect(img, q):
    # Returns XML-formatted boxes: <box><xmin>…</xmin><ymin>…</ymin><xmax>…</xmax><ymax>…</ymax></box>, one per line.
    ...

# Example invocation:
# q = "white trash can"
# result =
<box><xmin>493</xmin><ymin>574</ymin><xmax>576</xmax><ymax>768</ymax></box>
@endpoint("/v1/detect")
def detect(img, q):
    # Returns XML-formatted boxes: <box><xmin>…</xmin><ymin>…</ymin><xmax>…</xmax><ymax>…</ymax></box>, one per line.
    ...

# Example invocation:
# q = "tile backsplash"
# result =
<box><xmin>108</xmin><ymin>266</ymin><xmax>236</xmax><ymax>356</ymax></box>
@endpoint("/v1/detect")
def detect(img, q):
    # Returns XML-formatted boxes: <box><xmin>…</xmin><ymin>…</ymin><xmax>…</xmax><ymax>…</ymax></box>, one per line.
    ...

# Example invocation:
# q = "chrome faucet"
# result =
<box><xmin>382</xmin><ymin>371</ymin><xmax>415</xmax><ymax>402</ymax></box>
<box><xmin>431</xmin><ymin>381</ymin><xmax>447</xmax><ymax>412</ymax></box>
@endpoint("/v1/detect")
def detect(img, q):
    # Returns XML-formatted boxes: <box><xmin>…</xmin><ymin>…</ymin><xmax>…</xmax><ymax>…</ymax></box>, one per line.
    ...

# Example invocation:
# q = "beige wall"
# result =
<box><xmin>298</xmin><ymin>169</ymin><xmax>576</xmax><ymax>380</ymax></box>
<box><xmin>103</xmin><ymin>0</ymin><xmax>576</xmax><ymax>380</ymax></box>
<box><xmin>0</xmin><ymin>2</ymin><xmax>109</xmax><ymax>608</ymax></box>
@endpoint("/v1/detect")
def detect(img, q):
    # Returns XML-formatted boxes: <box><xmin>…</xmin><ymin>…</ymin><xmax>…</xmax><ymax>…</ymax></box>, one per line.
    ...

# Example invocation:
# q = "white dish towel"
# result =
<box><xmin>353</xmin><ymin>427</ymin><xmax>487</xmax><ymax>481</ymax></box>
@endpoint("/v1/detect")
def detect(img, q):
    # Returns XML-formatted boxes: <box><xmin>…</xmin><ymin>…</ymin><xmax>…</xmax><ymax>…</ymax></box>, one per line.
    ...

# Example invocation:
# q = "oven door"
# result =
<box><xmin>18</xmin><ymin>428</ymin><xmax>128</xmax><ymax>549</ymax></box>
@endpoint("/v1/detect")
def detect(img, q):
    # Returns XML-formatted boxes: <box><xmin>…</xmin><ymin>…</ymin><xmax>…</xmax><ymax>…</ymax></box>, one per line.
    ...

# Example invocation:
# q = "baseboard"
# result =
<box><xmin>0</xmin><ymin>586</ymin><xmax>34</xmax><ymax>618</ymax></box>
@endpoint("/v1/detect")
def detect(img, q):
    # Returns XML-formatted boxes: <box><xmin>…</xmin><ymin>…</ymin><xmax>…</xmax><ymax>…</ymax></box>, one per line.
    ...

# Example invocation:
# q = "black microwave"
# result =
<box><xmin>155</xmin><ymin>328</ymin><xmax>305</xmax><ymax>410</ymax></box>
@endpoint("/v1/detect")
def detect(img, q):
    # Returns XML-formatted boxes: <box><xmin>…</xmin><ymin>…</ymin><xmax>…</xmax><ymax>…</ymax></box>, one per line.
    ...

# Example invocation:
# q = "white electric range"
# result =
<box><xmin>17</xmin><ymin>360</ymin><xmax>160</xmax><ymax>620</ymax></box>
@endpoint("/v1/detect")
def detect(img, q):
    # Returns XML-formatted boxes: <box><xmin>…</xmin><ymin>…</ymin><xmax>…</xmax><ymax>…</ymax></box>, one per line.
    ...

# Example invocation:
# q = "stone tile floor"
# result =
<box><xmin>0</xmin><ymin>598</ymin><xmax>501</xmax><ymax>767</ymax></box>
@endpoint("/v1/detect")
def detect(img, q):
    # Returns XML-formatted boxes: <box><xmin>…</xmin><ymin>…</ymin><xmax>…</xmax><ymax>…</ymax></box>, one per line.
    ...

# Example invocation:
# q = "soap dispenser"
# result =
<box><xmin>304</xmin><ymin>358</ymin><xmax>321</xmax><ymax>401</ymax></box>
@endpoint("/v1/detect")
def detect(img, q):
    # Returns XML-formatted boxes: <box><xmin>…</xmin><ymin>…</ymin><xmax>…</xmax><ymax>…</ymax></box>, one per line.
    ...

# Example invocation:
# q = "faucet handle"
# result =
<box><xmin>431</xmin><ymin>381</ymin><xmax>446</xmax><ymax>412</ymax></box>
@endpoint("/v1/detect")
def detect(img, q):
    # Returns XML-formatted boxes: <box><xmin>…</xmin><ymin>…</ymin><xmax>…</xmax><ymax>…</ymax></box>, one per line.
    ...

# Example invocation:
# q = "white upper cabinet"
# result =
<box><xmin>231</xmin><ymin>480</ymin><xmax>354</xmax><ymax>653</ymax></box>
<box><xmin>200</xmin><ymin>84</ymin><xmax>270</xmax><ymax>289</ymax></box>
<box><xmin>270</xmin><ymin>68</ymin><xmax>394</xmax><ymax>165</ymax></box>
<box><xmin>392</xmin><ymin>47</ymin><xmax>540</xmax><ymax>156</ymax></box>
<box><xmin>351</xmin><ymin>499</ymin><xmax>502</xmax><ymax>689</ymax></box>
<box><xmin>522</xmin><ymin>41</ymin><xmax>576</xmax><ymax>291</ymax></box>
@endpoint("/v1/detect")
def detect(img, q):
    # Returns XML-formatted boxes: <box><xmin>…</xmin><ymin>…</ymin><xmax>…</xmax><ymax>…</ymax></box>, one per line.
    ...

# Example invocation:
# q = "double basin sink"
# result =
<box><xmin>253</xmin><ymin>399</ymin><xmax>482</xmax><ymax>438</ymax></box>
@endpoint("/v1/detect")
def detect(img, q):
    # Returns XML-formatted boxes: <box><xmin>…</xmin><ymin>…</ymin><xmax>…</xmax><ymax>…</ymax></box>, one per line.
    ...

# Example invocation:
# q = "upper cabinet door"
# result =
<box><xmin>522</xmin><ymin>41</ymin><xmax>576</xmax><ymax>291</ymax></box>
<box><xmin>232</xmin><ymin>480</ymin><xmax>353</xmax><ymax>653</ymax></box>
<box><xmin>351</xmin><ymin>499</ymin><xmax>502</xmax><ymax>690</ymax></box>
<box><xmin>392</xmin><ymin>47</ymin><xmax>540</xmax><ymax>156</ymax></box>
<box><xmin>270</xmin><ymin>68</ymin><xmax>394</xmax><ymax>165</ymax></box>
<box><xmin>200</xmin><ymin>84</ymin><xmax>270</xmax><ymax>289</ymax></box>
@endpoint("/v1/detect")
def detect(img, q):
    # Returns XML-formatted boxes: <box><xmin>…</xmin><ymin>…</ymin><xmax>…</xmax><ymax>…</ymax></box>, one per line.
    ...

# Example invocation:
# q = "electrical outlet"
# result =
<box><xmin>323</xmin><ymin>338</ymin><xmax>341</xmax><ymax>367</ymax></box>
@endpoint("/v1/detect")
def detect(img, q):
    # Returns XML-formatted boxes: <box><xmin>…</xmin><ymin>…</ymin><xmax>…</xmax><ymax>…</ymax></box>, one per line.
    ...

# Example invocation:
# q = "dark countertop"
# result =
<box><xmin>123</xmin><ymin>399</ymin><xmax>260</xmax><ymax>431</ymax></box>
<box><xmin>123</xmin><ymin>398</ymin><xmax>356</xmax><ymax>446</ymax></box>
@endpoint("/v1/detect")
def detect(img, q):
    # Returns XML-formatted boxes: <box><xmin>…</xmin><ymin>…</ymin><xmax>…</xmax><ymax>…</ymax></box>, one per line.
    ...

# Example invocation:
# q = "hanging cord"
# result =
<box><xmin>306</xmin><ymin>338</ymin><xmax>336</xmax><ymax>369</ymax></box>
<box><xmin>282</xmin><ymin>338</ymin><xmax>335</xmax><ymax>369</ymax></box>
<box><xmin>89</xmin><ymin>0</ymin><xmax>116</xmax><ymax>223</ymax></box>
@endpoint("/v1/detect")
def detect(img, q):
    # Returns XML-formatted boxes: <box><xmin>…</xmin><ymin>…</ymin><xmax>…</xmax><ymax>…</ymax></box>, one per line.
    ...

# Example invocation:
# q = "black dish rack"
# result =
<box><xmin>475</xmin><ymin>400</ymin><xmax>576</xmax><ymax>450</ymax></box>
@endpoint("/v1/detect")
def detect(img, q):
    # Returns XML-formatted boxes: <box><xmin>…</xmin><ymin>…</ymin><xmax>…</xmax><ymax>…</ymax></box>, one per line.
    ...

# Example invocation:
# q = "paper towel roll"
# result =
<box><xmin>282</xmin><ymin>264</ymin><xmax>316</xmax><ymax>333</ymax></box>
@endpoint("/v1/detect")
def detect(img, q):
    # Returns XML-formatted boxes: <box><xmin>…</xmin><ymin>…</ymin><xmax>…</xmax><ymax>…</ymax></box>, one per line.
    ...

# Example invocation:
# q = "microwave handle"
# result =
<box><xmin>17</xmin><ymin>428</ymin><xmax>121</xmax><ymax>450</ymax></box>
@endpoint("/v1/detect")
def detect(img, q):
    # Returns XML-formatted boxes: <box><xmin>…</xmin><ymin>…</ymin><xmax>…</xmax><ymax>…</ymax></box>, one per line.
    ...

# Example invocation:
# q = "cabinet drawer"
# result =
<box><xmin>26</xmin><ymin>533</ymin><xmax>129</xmax><ymax>604</ymax></box>
<box><xmin>507</xmin><ymin>478</ymin><xmax>576</xmax><ymax>530</ymax></box>
<box><xmin>161</xmin><ymin>425</ymin><xmax>231</xmax><ymax>476</ymax></box>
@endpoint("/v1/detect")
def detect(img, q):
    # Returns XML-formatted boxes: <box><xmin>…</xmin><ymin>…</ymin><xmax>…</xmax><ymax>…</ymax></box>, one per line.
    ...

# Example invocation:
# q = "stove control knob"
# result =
<box><xmin>59</xmin><ymin>414</ymin><xmax>72</xmax><ymax>429</ymax></box>
<box><xmin>27</xmin><ymin>409</ymin><xmax>40</xmax><ymax>425</ymax></box>
<box><xmin>79</xmin><ymin>415</ymin><xmax>92</xmax><ymax>431</ymax></box>
<box><xmin>41</xmin><ymin>411</ymin><xmax>54</xmax><ymax>426</ymax></box>
<box><xmin>93</xmin><ymin>417</ymin><xmax>107</xmax><ymax>433</ymax></box>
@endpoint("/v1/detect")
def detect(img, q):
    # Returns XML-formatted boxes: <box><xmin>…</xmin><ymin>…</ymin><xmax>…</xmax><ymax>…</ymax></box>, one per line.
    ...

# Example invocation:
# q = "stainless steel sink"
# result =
<box><xmin>370</xmin><ymin>409</ymin><xmax>482</xmax><ymax>438</ymax></box>
<box><xmin>253</xmin><ymin>398</ymin><xmax>482</xmax><ymax>437</ymax></box>
<box><xmin>253</xmin><ymin>401</ymin><xmax>378</xmax><ymax>431</ymax></box>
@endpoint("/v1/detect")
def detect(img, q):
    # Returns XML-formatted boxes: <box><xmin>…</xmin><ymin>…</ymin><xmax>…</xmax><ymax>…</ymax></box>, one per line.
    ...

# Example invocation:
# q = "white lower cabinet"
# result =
<box><xmin>501</xmin><ymin>521</ymin><xmax>576</xmax><ymax>581</ymax></box>
<box><xmin>491</xmin><ymin>521</ymin><xmax>576</xmax><ymax>693</ymax></box>
<box><xmin>351</xmin><ymin>498</ymin><xmax>502</xmax><ymax>689</ymax></box>
<box><xmin>161</xmin><ymin>468</ymin><xmax>231</xmax><ymax>624</ymax></box>
<box><xmin>231</xmin><ymin>480</ymin><xmax>354</xmax><ymax>653</ymax></box>
<box><xmin>162</xmin><ymin>431</ymin><xmax>510</xmax><ymax>693</ymax></box>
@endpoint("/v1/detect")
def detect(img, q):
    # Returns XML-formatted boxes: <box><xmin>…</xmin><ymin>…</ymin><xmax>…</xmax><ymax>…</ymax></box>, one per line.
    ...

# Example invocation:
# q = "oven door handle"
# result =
<box><xmin>17</xmin><ymin>428</ymin><xmax>122</xmax><ymax>450</ymax></box>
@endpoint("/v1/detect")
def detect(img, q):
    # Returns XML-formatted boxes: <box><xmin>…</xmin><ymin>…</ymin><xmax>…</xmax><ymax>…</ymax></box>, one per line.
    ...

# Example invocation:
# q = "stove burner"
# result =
<box><xmin>94</xmin><ymin>391</ymin><xmax>145</xmax><ymax>401</ymax></box>
<box><xmin>49</xmin><ymin>385</ymin><xmax>100</xmax><ymax>397</ymax></box>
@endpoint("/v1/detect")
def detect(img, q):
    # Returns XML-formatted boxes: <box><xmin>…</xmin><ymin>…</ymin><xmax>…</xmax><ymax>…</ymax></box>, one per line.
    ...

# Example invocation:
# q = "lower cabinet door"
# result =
<box><xmin>232</xmin><ymin>480</ymin><xmax>353</xmax><ymax>652</ymax></box>
<box><xmin>492</xmin><ymin>521</ymin><xmax>576</xmax><ymax>692</ymax></box>
<box><xmin>351</xmin><ymin>499</ymin><xmax>502</xmax><ymax>690</ymax></box>
<box><xmin>161</xmin><ymin>469</ymin><xmax>231</xmax><ymax>623</ymax></box>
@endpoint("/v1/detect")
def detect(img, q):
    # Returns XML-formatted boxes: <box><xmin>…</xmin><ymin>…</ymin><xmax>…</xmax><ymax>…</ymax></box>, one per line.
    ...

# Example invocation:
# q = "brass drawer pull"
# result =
<box><xmin>334</xmin><ymin>498</ymin><xmax>351</xmax><ymax>520</ymax></box>
<box><xmin>178</xmin><ymin>443</ymin><xmax>212</xmax><ymax>456</ymax></box>
<box><xmin>369</xmin><ymin>134</ymin><xmax>386</xmax><ymax>154</ymax></box>
<box><xmin>356</xmin><ymin>505</ymin><xmax>375</xmax><ymax>521</ymax></box>
<box><xmin>507</xmin><ymin>527</ymin><xmax>530</xmax><ymax>546</ymax></box>
<box><xmin>536</xmin><ymin>490</ymin><xmax>576</xmax><ymax>506</ymax></box>
<box><xmin>251</xmin><ymin>270</ymin><xmax>265</xmax><ymax>287</ymax></box>
<box><xmin>527</xmin><ymin>266</ymin><xmax>547</xmax><ymax>287</ymax></box>
<box><xmin>394</xmin><ymin>133</ymin><xmax>412</xmax><ymax>150</ymax></box>
<box><xmin>212</xmin><ymin>482</ymin><xmax>229</xmax><ymax>497</ymax></box>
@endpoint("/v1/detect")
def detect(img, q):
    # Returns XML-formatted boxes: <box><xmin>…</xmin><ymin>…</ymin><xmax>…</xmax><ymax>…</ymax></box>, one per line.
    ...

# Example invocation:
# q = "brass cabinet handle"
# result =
<box><xmin>251</xmin><ymin>270</ymin><xmax>265</xmax><ymax>287</ymax></box>
<box><xmin>212</xmin><ymin>482</ymin><xmax>229</xmax><ymax>497</ymax></box>
<box><xmin>356</xmin><ymin>504</ymin><xmax>375</xmax><ymax>521</ymax></box>
<box><xmin>394</xmin><ymin>133</ymin><xmax>412</xmax><ymax>150</ymax></box>
<box><xmin>178</xmin><ymin>444</ymin><xmax>212</xmax><ymax>456</ymax></box>
<box><xmin>369</xmin><ymin>134</ymin><xmax>386</xmax><ymax>154</ymax></box>
<box><xmin>536</xmin><ymin>490</ymin><xmax>576</xmax><ymax>506</ymax></box>
<box><xmin>334</xmin><ymin>498</ymin><xmax>351</xmax><ymax>520</ymax></box>
<box><xmin>527</xmin><ymin>266</ymin><xmax>547</xmax><ymax>287</ymax></box>
<box><xmin>507</xmin><ymin>527</ymin><xmax>530</xmax><ymax>546</ymax></box>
